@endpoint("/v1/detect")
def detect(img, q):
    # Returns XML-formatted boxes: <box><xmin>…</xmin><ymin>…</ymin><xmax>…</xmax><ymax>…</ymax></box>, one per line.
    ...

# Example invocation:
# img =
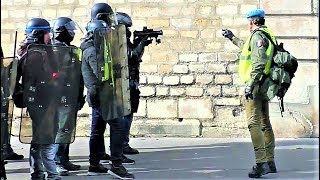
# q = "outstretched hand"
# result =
<box><xmin>222</xmin><ymin>29</ymin><xmax>234</xmax><ymax>40</ymax></box>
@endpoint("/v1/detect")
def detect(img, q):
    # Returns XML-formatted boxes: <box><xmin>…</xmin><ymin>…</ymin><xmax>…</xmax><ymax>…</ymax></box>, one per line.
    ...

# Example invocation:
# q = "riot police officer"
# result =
<box><xmin>1</xmin><ymin>44</ymin><xmax>22</xmax><ymax>179</ymax></box>
<box><xmin>81</xmin><ymin>18</ymin><xmax>134</xmax><ymax>179</ymax></box>
<box><xmin>222</xmin><ymin>9</ymin><xmax>277</xmax><ymax>178</ymax></box>
<box><xmin>84</xmin><ymin>2</ymin><xmax>115</xmax><ymax>164</ymax></box>
<box><xmin>116</xmin><ymin>12</ymin><xmax>152</xmax><ymax>155</ymax></box>
<box><xmin>87</xmin><ymin>1</ymin><xmax>135</xmax><ymax>166</ymax></box>
<box><xmin>1</xmin><ymin>45</ymin><xmax>10</xmax><ymax>180</ymax></box>
<box><xmin>13</xmin><ymin>18</ymin><xmax>61</xmax><ymax>180</ymax></box>
<box><xmin>50</xmin><ymin>16</ymin><xmax>85</xmax><ymax>176</ymax></box>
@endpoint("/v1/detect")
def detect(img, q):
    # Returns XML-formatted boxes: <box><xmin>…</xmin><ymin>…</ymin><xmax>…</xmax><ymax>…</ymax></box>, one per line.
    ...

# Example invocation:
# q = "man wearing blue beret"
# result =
<box><xmin>222</xmin><ymin>9</ymin><xmax>277</xmax><ymax>178</ymax></box>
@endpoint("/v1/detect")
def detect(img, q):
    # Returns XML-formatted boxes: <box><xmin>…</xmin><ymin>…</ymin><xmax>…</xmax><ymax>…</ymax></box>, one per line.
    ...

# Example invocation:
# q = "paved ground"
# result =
<box><xmin>4</xmin><ymin>137</ymin><xmax>319</xmax><ymax>180</ymax></box>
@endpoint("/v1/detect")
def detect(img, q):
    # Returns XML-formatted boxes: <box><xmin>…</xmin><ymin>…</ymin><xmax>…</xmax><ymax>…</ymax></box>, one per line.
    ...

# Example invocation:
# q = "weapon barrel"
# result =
<box><xmin>133</xmin><ymin>29</ymin><xmax>163</xmax><ymax>37</ymax></box>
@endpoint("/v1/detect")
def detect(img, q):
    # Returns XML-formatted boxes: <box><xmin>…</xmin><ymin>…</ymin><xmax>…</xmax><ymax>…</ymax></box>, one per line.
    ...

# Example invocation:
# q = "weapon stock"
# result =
<box><xmin>133</xmin><ymin>26</ymin><xmax>163</xmax><ymax>44</ymax></box>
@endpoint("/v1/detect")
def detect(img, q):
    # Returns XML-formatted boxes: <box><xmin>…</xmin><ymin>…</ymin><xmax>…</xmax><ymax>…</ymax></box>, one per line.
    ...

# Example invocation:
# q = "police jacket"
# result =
<box><xmin>126</xmin><ymin>38</ymin><xmax>147</xmax><ymax>113</ymax></box>
<box><xmin>80</xmin><ymin>36</ymin><xmax>100</xmax><ymax>107</ymax></box>
<box><xmin>80</xmin><ymin>34</ymin><xmax>146</xmax><ymax>110</ymax></box>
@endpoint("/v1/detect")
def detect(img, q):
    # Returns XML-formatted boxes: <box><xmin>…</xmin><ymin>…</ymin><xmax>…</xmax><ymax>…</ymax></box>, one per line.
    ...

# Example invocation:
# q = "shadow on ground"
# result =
<box><xmin>5</xmin><ymin>139</ymin><xmax>319</xmax><ymax>179</ymax></box>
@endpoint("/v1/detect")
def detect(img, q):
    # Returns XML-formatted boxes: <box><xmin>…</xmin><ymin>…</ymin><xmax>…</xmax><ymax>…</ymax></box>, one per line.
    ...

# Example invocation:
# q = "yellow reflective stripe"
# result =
<box><xmin>239</xmin><ymin>59</ymin><xmax>252</xmax><ymax>83</ymax></box>
<box><xmin>103</xmin><ymin>41</ymin><xmax>115</xmax><ymax>87</ymax></box>
<box><xmin>103</xmin><ymin>39</ymin><xmax>110</xmax><ymax>82</ymax></box>
<box><xmin>240</xmin><ymin>38</ymin><xmax>251</xmax><ymax>56</ymax></box>
<box><xmin>78</xmin><ymin>50</ymin><xmax>82</xmax><ymax>61</ymax></box>
<box><xmin>263</xmin><ymin>60</ymin><xmax>272</xmax><ymax>74</ymax></box>
<box><xmin>265</xmin><ymin>39</ymin><xmax>272</xmax><ymax>56</ymax></box>
<box><xmin>108</xmin><ymin>42</ymin><xmax>115</xmax><ymax>87</ymax></box>
<box><xmin>73</xmin><ymin>48</ymin><xmax>82</xmax><ymax>61</ymax></box>
<box><xmin>239</xmin><ymin>38</ymin><xmax>252</xmax><ymax>83</ymax></box>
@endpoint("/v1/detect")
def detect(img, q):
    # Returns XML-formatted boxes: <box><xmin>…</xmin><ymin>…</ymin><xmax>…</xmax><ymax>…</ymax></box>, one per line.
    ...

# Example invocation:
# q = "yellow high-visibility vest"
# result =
<box><xmin>103</xmin><ymin>40</ymin><xmax>115</xmax><ymax>87</ymax></box>
<box><xmin>238</xmin><ymin>27</ymin><xmax>277</xmax><ymax>83</ymax></box>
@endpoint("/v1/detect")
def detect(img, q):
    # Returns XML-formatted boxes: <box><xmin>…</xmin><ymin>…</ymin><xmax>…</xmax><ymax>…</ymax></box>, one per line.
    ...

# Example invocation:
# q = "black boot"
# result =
<box><xmin>268</xmin><ymin>161</ymin><xmax>277</xmax><ymax>173</ymax></box>
<box><xmin>62</xmin><ymin>161</ymin><xmax>81</xmax><ymax>171</ymax></box>
<box><xmin>123</xmin><ymin>145</ymin><xmax>139</xmax><ymax>155</ymax></box>
<box><xmin>1</xmin><ymin>161</ymin><xmax>7</xmax><ymax>180</ymax></box>
<box><xmin>87</xmin><ymin>164</ymin><xmax>109</xmax><ymax>176</ymax></box>
<box><xmin>108</xmin><ymin>164</ymin><xmax>134</xmax><ymax>179</ymax></box>
<box><xmin>122</xmin><ymin>155</ymin><xmax>135</xmax><ymax>165</ymax></box>
<box><xmin>248</xmin><ymin>162</ymin><xmax>270</xmax><ymax>178</ymax></box>
<box><xmin>100</xmin><ymin>153</ymin><xmax>111</xmax><ymax>163</ymax></box>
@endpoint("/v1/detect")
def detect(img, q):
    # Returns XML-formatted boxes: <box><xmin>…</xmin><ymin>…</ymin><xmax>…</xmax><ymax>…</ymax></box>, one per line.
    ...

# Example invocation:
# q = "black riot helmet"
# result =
<box><xmin>86</xmin><ymin>19</ymin><xmax>110</xmax><ymax>33</ymax></box>
<box><xmin>90</xmin><ymin>3</ymin><xmax>114</xmax><ymax>25</ymax></box>
<box><xmin>51</xmin><ymin>17</ymin><xmax>77</xmax><ymax>45</ymax></box>
<box><xmin>116</xmin><ymin>12</ymin><xmax>132</xmax><ymax>39</ymax></box>
<box><xmin>84</xmin><ymin>20</ymin><xmax>111</xmax><ymax>41</ymax></box>
<box><xmin>116</xmin><ymin>12</ymin><xmax>132</xmax><ymax>27</ymax></box>
<box><xmin>24</xmin><ymin>18</ymin><xmax>51</xmax><ymax>44</ymax></box>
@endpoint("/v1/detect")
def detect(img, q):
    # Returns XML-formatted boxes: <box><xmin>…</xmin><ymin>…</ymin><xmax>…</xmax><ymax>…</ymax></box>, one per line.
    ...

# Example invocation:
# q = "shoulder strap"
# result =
<box><xmin>254</xmin><ymin>29</ymin><xmax>279</xmax><ymax>47</ymax></box>
<box><xmin>255</xmin><ymin>29</ymin><xmax>283</xmax><ymax>58</ymax></box>
<box><xmin>248</xmin><ymin>28</ymin><xmax>278</xmax><ymax>51</ymax></box>
<box><xmin>248</xmin><ymin>29</ymin><xmax>259</xmax><ymax>51</ymax></box>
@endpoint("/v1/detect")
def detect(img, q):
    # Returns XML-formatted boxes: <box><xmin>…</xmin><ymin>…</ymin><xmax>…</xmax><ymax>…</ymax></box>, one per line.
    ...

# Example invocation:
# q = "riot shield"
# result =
<box><xmin>19</xmin><ymin>44</ymin><xmax>82</xmax><ymax>144</ymax></box>
<box><xmin>1</xmin><ymin>57</ymin><xmax>17</xmax><ymax>161</ymax></box>
<box><xmin>93</xmin><ymin>25</ymin><xmax>131</xmax><ymax>121</ymax></box>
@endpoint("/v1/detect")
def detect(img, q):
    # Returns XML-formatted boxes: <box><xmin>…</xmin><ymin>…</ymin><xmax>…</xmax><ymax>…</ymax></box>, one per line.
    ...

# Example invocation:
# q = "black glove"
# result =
<box><xmin>142</xmin><ymin>37</ymin><xmax>153</xmax><ymax>46</ymax></box>
<box><xmin>133</xmin><ymin>35</ymin><xmax>144</xmax><ymax>45</ymax></box>
<box><xmin>276</xmin><ymin>87</ymin><xmax>288</xmax><ymax>98</ymax></box>
<box><xmin>77</xmin><ymin>95</ymin><xmax>86</xmax><ymax>110</ymax></box>
<box><xmin>12</xmin><ymin>83</ymin><xmax>26</xmax><ymax>108</ymax></box>
<box><xmin>130</xmin><ymin>88</ymin><xmax>141</xmax><ymax>113</ymax></box>
<box><xmin>129</xmin><ymin>36</ymin><xmax>150</xmax><ymax>63</ymax></box>
<box><xmin>222</xmin><ymin>29</ymin><xmax>234</xmax><ymax>40</ymax></box>
<box><xmin>88</xmin><ymin>87</ymin><xmax>100</xmax><ymax>107</ymax></box>
<box><xmin>134</xmin><ymin>36</ymin><xmax>152</xmax><ymax>47</ymax></box>
<box><xmin>244</xmin><ymin>85</ymin><xmax>254</xmax><ymax>100</ymax></box>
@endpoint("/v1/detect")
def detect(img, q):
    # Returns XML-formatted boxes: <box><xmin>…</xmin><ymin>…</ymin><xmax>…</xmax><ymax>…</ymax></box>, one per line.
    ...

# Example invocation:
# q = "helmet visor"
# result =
<box><xmin>95</xmin><ymin>12</ymin><xmax>118</xmax><ymax>27</ymax></box>
<box><xmin>51</xmin><ymin>19</ymin><xmax>85</xmax><ymax>37</ymax></box>
<box><xmin>64</xmin><ymin>20</ymin><xmax>77</xmax><ymax>31</ymax></box>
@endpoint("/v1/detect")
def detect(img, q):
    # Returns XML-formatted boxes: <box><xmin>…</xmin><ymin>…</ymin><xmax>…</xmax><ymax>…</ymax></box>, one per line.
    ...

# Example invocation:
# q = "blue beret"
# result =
<box><xmin>246</xmin><ymin>9</ymin><xmax>265</xmax><ymax>18</ymax></box>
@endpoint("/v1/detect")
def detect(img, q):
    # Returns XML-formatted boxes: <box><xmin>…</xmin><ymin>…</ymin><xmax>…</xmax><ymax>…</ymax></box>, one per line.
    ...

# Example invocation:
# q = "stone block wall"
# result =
<box><xmin>1</xmin><ymin>0</ymin><xmax>319</xmax><ymax>138</ymax></box>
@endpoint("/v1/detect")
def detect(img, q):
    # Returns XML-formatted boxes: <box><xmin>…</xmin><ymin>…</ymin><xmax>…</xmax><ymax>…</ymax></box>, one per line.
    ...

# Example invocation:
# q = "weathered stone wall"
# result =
<box><xmin>1</xmin><ymin>0</ymin><xmax>319</xmax><ymax>138</ymax></box>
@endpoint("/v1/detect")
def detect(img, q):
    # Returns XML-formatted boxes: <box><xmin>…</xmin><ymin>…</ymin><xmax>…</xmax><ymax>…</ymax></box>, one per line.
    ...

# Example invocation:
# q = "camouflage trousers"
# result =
<box><xmin>243</xmin><ymin>96</ymin><xmax>275</xmax><ymax>163</ymax></box>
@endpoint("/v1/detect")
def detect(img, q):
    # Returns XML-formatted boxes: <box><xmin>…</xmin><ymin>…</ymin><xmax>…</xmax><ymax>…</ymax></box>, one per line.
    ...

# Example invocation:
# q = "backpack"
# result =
<box><xmin>257</xmin><ymin>30</ymin><xmax>299</xmax><ymax>116</ymax></box>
